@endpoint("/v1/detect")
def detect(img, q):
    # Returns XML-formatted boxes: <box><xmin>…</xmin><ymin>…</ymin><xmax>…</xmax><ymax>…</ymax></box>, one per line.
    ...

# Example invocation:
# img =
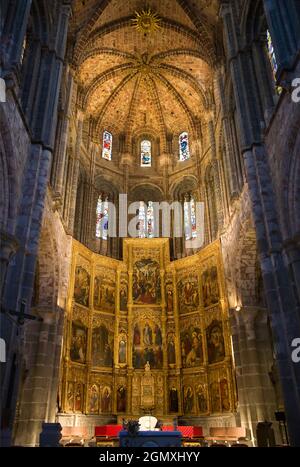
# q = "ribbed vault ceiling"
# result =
<box><xmin>70</xmin><ymin>0</ymin><xmax>220</xmax><ymax>141</ymax></box>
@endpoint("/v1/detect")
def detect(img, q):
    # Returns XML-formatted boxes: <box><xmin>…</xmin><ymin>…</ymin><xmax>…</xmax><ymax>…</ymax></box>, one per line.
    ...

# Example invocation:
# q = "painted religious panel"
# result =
<box><xmin>101</xmin><ymin>386</ymin><xmax>112</xmax><ymax>413</ymax></box>
<box><xmin>167</xmin><ymin>332</ymin><xmax>176</xmax><ymax>366</ymax></box>
<box><xmin>118</xmin><ymin>333</ymin><xmax>127</xmax><ymax>365</ymax></box>
<box><xmin>66</xmin><ymin>382</ymin><xmax>74</xmax><ymax>412</ymax></box>
<box><xmin>177</xmin><ymin>276</ymin><xmax>199</xmax><ymax>314</ymax></box>
<box><xmin>117</xmin><ymin>386</ymin><xmax>127</xmax><ymax>413</ymax></box>
<box><xmin>133</xmin><ymin>259</ymin><xmax>161</xmax><ymax>304</ymax></box>
<box><xmin>169</xmin><ymin>386</ymin><xmax>179</xmax><ymax>413</ymax></box>
<box><xmin>92</xmin><ymin>324</ymin><xmax>114</xmax><ymax>367</ymax></box>
<box><xmin>74</xmin><ymin>266</ymin><xmax>90</xmax><ymax>307</ymax></box>
<box><xmin>89</xmin><ymin>384</ymin><xmax>100</xmax><ymax>414</ymax></box>
<box><xmin>70</xmin><ymin>321</ymin><xmax>87</xmax><ymax>364</ymax></box>
<box><xmin>119</xmin><ymin>273</ymin><xmax>128</xmax><ymax>311</ymax></box>
<box><xmin>206</xmin><ymin>320</ymin><xmax>225</xmax><ymax>364</ymax></box>
<box><xmin>94</xmin><ymin>274</ymin><xmax>115</xmax><ymax>312</ymax></box>
<box><xmin>180</xmin><ymin>325</ymin><xmax>203</xmax><ymax>368</ymax></box>
<box><xmin>210</xmin><ymin>381</ymin><xmax>221</xmax><ymax>413</ymax></box>
<box><xmin>183</xmin><ymin>386</ymin><xmax>194</xmax><ymax>414</ymax></box>
<box><xmin>74</xmin><ymin>382</ymin><xmax>84</xmax><ymax>412</ymax></box>
<box><xmin>202</xmin><ymin>266</ymin><xmax>220</xmax><ymax>308</ymax></box>
<box><xmin>132</xmin><ymin>320</ymin><xmax>163</xmax><ymax>369</ymax></box>
<box><xmin>165</xmin><ymin>276</ymin><xmax>174</xmax><ymax>314</ymax></box>
<box><xmin>220</xmin><ymin>378</ymin><xmax>231</xmax><ymax>412</ymax></box>
<box><xmin>196</xmin><ymin>384</ymin><xmax>208</xmax><ymax>414</ymax></box>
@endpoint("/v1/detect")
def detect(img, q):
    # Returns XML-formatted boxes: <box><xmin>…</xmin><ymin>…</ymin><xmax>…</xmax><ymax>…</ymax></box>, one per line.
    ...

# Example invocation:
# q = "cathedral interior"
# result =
<box><xmin>1</xmin><ymin>0</ymin><xmax>300</xmax><ymax>448</ymax></box>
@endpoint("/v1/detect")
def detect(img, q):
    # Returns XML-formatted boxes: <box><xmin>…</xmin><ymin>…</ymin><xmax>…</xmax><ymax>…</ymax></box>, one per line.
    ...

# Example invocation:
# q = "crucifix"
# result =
<box><xmin>1</xmin><ymin>299</ymin><xmax>43</xmax><ymax>326</ymax></box>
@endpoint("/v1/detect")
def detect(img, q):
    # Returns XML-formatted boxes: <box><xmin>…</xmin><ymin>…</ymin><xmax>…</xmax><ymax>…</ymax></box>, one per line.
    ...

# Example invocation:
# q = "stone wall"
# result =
<box><xmin>13</xmin><ymin>191</ymin><xmax>72</xmax><ymax>447</ymax></box>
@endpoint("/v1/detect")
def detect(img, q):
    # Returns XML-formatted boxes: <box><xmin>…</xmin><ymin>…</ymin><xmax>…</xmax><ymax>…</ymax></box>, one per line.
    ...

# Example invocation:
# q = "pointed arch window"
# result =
<box><xmin>141</xmin><ymin>140</ymin><xmax>152</xmax><ymax>167</ymax></box>
<box><xmin>102</xmin><ymin>131</ymin><xmax>112</xmax><ymax>161</ymax></box>
<box><xmin>179</xmin><ymin>132</ymin><xmax>190</xmax><ymax>161</ymax></box>
<box><xmin>96</xmin><ymin>195</ymin><xmax>109</xmax><ymax>240</ymax></box>
<box><xmin>267</xmin><ymin>30</ymin><xmax>282</xmax><ymax>95</ymax></box>
<box><xmin>184</xmin><ymin>194</ymin><xmax>197</xmax><ymax>240</ymax></box>
<box><xmin>138</xmin><ymin>201</ymin><xmax>155</xmax><ymax>238</ymax></box>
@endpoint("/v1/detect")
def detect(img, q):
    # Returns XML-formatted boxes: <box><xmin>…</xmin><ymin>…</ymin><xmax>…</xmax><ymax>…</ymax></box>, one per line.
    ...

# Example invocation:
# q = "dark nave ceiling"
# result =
<box><xmin>69</xmin><ymin>0</ymin><xmax>221</xmax><ymax>142</ymax></box>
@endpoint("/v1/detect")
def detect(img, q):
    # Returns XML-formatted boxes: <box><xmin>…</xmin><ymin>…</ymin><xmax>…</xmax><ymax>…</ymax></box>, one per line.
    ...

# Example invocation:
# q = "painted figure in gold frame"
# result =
<box><xmin>177</xmin><ymin>277</ymin><xmax>199</xmax><ymax>314</ymax></box>
<box><xmin>117</xmin><ymin>386</ymin><xmax>127</xmax><ymax>412</ymax></box>
<box><xmin>202</xmin><ymin>266</ymin><xmax>220</xmax><ymax>308</ymax></box>
<box><xmin>101</xmin><ymin>386</ymin><xmax>112</xmax><ymax>413</ymax></box>
<box><xmin>206</xmin><ymin>320</ymin><xmax>225</xmax><ymax>364</ymax></box>
<box><xmin>169</xmin><ymin>387</ymin><xmax>179</xmax><ymax>413</ymax></box>
<box><xmin>70</xmin><ymin>321</ymin><xmax>87</xmax><ymax>364</ymax></box>
<box><xmin>92</xmin><ymin>324</ymin><xmax>113</xmax><ymax>367</ymax></box>
<box><xmin>183</xmin><ymin>386</ymin><xmax>194</xmax><ymax>413</ymax></box>
<box><xmin>89</xmin><ymin>384</ymin><xmax>99</xmax><ymax>414</ymax></box>
<box><xmin>73</xmin><ymin>266</ymin><xmax>90</xmax><ymax>307</ymax></box>
<box><xmin>181</xmin><ymin>325</ymin><xmax>203</xmax><ymax>368</ymax></box>
<box><xmin>133</xmin><ymin>259</ymin><xmax>161</xmax><ymax>304</ymax></box>
<box><xmin>94</xmin><ymin>275</ymin><xmax>115</xmax><ymax>312</ymax></box>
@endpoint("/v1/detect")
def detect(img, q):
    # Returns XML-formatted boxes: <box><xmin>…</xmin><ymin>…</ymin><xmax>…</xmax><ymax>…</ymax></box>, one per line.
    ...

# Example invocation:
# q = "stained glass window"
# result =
<box><xmin>141</xmin><ymin>140</ymin><xmax>152</xmax><ymax>167</ymax></box>
<box><xmin>147</xmin><ymin>201</ymin><xmax>155</xmax><ymax>238</ymax></box>
<box><xmin>184</xmin><ymin>195</ymin><xmax>197</xmax><ymax>240</ymax></box>
<box><xmin>102</xmin><ymin>131</ymin><xmax>112</xmax><ymax>161</ymax></box>
<box><xmin>138</xmin><ymin>201</ymin><xmax>155</xmax><ymax>238</ymax></box>
<box><xmin>138</xmin><ymin>202</ymin><xmax>146</xmax><ymax>238</ymax></box>
<box><xmin>96</xmin><ymin>195</ymin><xmax>109</xmax><ymax>240</ymax></box>
<box><xmin>267</xmin><ymin>30</ymin><xmax>282</xmax><ymax>95</ymax></box>
<box><xmin>179</xmin><ymin>132</ymin><xmax>190</xmax><ymax>161</ymax></box>
<box><xmin>20</xmin><ymin>35</ymin><xmax>27</xmax><ymax>65</ymax></box>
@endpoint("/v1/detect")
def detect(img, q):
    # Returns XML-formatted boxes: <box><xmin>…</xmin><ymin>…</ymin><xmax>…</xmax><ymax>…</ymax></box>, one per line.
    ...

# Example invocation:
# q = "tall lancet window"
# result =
<box><xmin>184</xmin><ymin>194</ymin><xmax>197</xmax><ymax>240</ymax></box>
<box><xmin>138</xmin><ymin>201</ymin><xmax>155</xmax><ymax>238</ymax></box>
<box><xmin>146</xmin><ymin>201</ymin><xmax>155</xmax><ymax>238</ymax></box>
<box><xmin>141</xmin><ymin>140</ymin><xmax>152</xmax><ymax>167</ymax></box>
<box><xmin>138</xmin><ymin>202</ymin><xmax>147</xmax><ymax>238</ymax></box>
<box><xmin>96</xmin><ymin>195</ymin><xmax>109</xmax><ymax>240</ymax></box>
<box><xmin>267</xmin><ymin>30</ymin><xmax>282</xmax><ymax>95</ymax></box>
<box><xmin>179</xmin><ymin>132</ymin><xmax>190</xmax><ymax>161</ymax></box>
<box><xmin>102</xmin><ymin>131</ymin><xmax>112</xmax><ymax>160</ymax></box>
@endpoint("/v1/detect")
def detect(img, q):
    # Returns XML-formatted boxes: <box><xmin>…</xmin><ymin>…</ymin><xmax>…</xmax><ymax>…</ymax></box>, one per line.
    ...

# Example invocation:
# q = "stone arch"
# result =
<box><xmin>238</xmin><ymin>0</ymin><xmax>277</xmax><ymax>118</ymax></box>
<box><xmin>170</xmin><ymin>175</ymin><xmax>198</xmax><ymax>200</ymax></box>
<box><xmin>129</xmin><ymin>183</ymin><xmax>164</xmax><ymax>204</ymax></box>
<box><xmin>92</xmin><ymin>176</ymin><xmax>121</xmax><ymax>258</ymax></box>
<box><xmin>0</xmin><ymin>106</ymin><xmax>18</xmax><ymax>235</ymax></box>
<box><xmin>288</xmin><ymin>132</ymin><xmax>300</xmax><ymax>237</ymax></box>
<box><xmin>240</xmin><ymin>0</ymin><xmax>265</xmax><ymax>45</ymax></box>
<box><xmin>279</xmin><ymin>111</ymin><xmax>300</xmax><ymax>240</ymax></box>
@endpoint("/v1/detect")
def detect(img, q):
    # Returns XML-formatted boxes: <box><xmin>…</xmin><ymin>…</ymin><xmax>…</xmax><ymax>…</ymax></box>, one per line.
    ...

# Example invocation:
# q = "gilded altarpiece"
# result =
<box><xmin>60</xmin><ymin>239</ymin><xmax>236</xmax><ymax>419</ymax></box>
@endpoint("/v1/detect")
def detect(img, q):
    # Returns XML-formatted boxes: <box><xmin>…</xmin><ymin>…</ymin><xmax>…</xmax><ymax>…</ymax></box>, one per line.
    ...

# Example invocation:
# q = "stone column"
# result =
<box><xmin>222</xmin><ymin>116</ymin><xmax>240</xmax><ymax>196</ymax></box>
<box><xmin>82</xmin><ymin>143</ymin><xmax>96</xmax><ymax>247</ymax></box>
<box><xmin>14</xmin><ymin>309</ymin><xmax>60</xmax><ymax>446</ymax></box>
<box><xmin>52</xmin><ymin>68</ymin><xmax>75</xmax><ymax>198</ymax></box>
<box><xmin>2</xmin><ymin>2</ymin><xmax>72</xmax><ymax>446</ymax></box>
<box><xmin>220</xmin><ymin>2</ymin><xmax>300</xmax><ymax>445</ymax></box>
<box><xmin>67</xmin><ymin>111</ymin><xmax>84</xmax><ymax>234</ymax></box>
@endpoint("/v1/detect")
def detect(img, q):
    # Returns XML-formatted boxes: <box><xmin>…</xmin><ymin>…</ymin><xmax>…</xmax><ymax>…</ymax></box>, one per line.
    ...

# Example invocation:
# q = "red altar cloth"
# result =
<box><xmin>95</xmin><ymin>425</ymin><xmax>203</xmax><ymax>438</ymax></box>
<box><xmin>95</xmin><ymin>425</ymin><xmax>122</xmax><ymax>437</ymax></box>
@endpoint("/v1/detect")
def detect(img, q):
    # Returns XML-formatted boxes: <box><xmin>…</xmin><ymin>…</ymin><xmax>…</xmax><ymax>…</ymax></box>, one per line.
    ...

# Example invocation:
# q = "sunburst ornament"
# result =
<box><xmin>132</xmin><ymin>8</ymin><xmax>161</xmax><ymax>35</ymax></box>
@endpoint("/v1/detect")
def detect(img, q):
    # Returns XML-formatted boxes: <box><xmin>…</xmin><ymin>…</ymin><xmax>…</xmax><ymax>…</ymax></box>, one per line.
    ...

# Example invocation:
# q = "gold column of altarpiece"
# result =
<box><xmin>60</xmin><ymin>238</ymin><xmax>237</xmax><ymax>419</ymax></box>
